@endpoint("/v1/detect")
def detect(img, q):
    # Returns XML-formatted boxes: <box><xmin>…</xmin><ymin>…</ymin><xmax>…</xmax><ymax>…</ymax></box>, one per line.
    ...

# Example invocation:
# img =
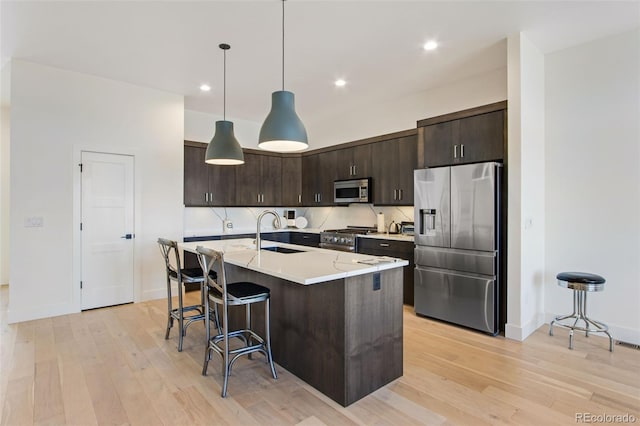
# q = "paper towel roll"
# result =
<box><xmin>377</xmin><ymin>212</ymin><xmax>385</xmax><ymax>233</ymax></box>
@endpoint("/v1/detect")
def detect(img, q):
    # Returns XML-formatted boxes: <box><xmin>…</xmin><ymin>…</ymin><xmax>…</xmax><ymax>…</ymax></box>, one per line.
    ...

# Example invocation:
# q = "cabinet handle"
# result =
<box><xmin>210</xmin><ymin>192</ymin><xmax>213</xmax><ymax>203</ymax></box>
<box><xmin>302</xmin><ymin>236</ymin><xmax>309</xmax><ymax>239</ymax></box>
<box><xmin>205</xmin><ymin>193</ymin><xmax>208</xmax><ymax>203</ymax></box>
<box><xmin>399</xmin><ymin>189</ymin><xmax>403</xmax><ymax>200</ymax></box>
<box><xmin>393</xmin><ymin>189</ymin><xmax>397</xmax><ymax>200</ymax></box>
<box><xmin>318</xmin><ymin>193</ymin><xmax>322</xmax><ymax>202</ymax></box>
<box><xmin>460</xmin><ymin>144</ymin><xmax>465</xmax><ymax>158</ymax></box>
<box><xmin>379</xmin><ymin>243</ymin><xmax>390</xmax><ymax>247</ymax></box>
<box><xmin>454</xmin><ymin>144</ymin><xmax>458</xmax><ymax>158</ymax></box>
<box><xmin>298</xmin><ymin>194</ymin><xmax>302</xmax><ymax>204</ymax></box>
<box><xmin>257</xmin><ymin>193</ymin><xmax>260</xmax><ymax>203</ymax></box>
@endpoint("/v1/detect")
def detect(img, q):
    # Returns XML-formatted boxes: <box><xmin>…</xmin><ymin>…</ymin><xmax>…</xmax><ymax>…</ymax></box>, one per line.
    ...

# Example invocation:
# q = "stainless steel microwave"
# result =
<box><xmin>334</xmin><ymin>178</ymin><xmax>372</xmax><ymax>204</ymax></box>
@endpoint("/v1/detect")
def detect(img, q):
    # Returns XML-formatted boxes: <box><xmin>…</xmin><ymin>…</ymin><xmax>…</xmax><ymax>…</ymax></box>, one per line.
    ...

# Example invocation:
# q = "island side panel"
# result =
<box><xmin>344</xmin><ymin>268</ymin><xmax>404</xmax><ymax>405</ymax></box>
<box><xmin>224</xmin><ymin>265</ymin><xmax>348</xmax><ymax>405</ymax></box>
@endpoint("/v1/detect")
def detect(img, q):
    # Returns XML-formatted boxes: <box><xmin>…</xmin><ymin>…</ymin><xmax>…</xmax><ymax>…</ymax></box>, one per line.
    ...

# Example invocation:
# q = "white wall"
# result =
<box><xmin>9</xmin><ymin>60</ymin><xmax>184</xmax><ymax>323</ymax></box>
<box><xmin>305</xmin><ymin>67</ymin><xmax>508</xmax><ymax>148</ymax></box>
<box><xmin>505</xmin><ymin>33</ymin><xmax>546</xmax><ymax>341</ymax></box>
<box><xmin>544</xmin><ymin>28</ymin><xmax>640</xmax><ymax>344</ymax></box>
<box><xmin>185</xmin><ymin>109</ymin><xmax>261</xmax><ymax>148</ymax></box>
<box><xmin>0</xmin><ymin>63</ymin><xmax>10</xmax><ymax>285</ymax></box>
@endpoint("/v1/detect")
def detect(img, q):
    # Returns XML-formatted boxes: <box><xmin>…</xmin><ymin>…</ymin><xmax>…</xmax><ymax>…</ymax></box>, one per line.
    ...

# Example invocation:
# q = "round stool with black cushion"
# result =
<box><xmin>549</xmin><ymin>272</ymin><xmax>613</xmax><ymax>351</ymax></box>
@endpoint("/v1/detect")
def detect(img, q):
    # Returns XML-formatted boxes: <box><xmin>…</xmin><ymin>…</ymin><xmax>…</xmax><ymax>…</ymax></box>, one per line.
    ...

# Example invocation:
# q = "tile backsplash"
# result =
<box><xmin>184</xmin><ymin>205</ymin><xmax>414</xmax><ymax>237</ymax></box>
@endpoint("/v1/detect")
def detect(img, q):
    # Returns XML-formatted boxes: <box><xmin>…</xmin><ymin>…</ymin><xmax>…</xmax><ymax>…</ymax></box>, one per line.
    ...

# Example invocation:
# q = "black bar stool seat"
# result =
<box><xmin>549</xmin><ymin>272</ymin><xmax>613</xmax><ymax>351</ymax></box>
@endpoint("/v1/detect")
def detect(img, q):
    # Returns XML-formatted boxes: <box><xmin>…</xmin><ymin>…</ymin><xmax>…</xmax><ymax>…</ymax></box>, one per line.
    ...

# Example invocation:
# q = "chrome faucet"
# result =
<box><xmin>256</xmin><ymin>210</ymin><xmax>281</xmax><ymax>251</ymax></box>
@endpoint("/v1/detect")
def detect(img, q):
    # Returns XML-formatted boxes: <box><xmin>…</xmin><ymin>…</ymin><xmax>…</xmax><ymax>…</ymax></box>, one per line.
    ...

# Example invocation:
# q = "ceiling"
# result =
<box><xmin>2</xmin><ymin>1</ymin><xmax>639</xmax><ymax>123</ymax></box>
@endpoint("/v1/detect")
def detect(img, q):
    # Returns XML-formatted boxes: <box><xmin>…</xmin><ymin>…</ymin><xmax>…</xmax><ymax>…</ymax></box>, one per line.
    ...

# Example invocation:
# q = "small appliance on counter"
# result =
<box><xmin>400</xmin><ymin>221</ymin><xmax>414</xmax><ymax>235</ymax></box>
<box><xmin>284</xmin><ymin>209</ymin><xmax>296</xmax><ymax>227</ymax></box>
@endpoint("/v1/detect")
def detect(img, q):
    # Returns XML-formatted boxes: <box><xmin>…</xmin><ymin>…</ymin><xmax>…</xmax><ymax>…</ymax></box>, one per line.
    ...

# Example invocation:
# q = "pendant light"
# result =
<box><xmin>258</xmin><ymin>0</ymin><xmax>308</xmax><ymax>152</ymax></box>
<box><xmin>205</xmin><ymin>43</ymin><xmax>245</xmax><ymax>165</ymax></box>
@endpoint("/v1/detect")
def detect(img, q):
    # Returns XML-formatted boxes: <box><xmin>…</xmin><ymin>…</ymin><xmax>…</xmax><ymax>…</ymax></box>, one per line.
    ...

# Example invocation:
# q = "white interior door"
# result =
<box><xmin>81</xmin><ymin>151</ymin><xmax>134</xmax><ymax>310</ymax></box>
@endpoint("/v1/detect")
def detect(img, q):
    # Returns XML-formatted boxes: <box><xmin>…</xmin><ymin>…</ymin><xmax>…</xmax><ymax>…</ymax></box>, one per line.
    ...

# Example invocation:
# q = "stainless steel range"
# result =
<box><xmin>319</xmin><ymin>226</ymin><xmax>378</xmax><ymax>252</ymax></box>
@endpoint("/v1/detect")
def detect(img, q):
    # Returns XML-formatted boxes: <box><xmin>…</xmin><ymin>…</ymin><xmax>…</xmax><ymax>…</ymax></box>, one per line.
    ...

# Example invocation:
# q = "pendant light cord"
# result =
<box><xmin>223</xmin><ymin>47</ymin><xmax>226</xmax><ymax>121</ymax></box>
<box><xmin>282</xmin><ymin>0</ymin><xmax>285</xmax><ymax>91</ymax></box>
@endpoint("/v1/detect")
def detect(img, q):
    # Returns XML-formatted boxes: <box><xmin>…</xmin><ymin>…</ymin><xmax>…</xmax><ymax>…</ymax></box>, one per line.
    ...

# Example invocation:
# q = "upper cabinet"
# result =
<box><xmin>184</xmin><ymin>144</ymin><xmax>235</xmax><ymax>206</ymax></box>
<box><xmin>418</xmin><ymin>101</ymin><xmax>506</xmax><ymax>168</ymax></box>
<box><xmin>236</xmin><ymin>152</ymin><xmax>282</xmax><ymax>206</ymax></box>
<box><xmin>335</xmin><ymin>144</ymin><xmax>372</xmax><ymax>180</ymax></box>
<box><xmin>371</xmin><ymin>132</ymin><xmax>418</xmax><ymax>205</ymax></box>
<box><xmin>302</xmin><ymin>150</ymin><xmax>337</xmax><ymax>205</ymax></box>
<box><xmin>281</xmin><ymin>156</ymin><xmax>302</xmax><ymax>206</ymax></box>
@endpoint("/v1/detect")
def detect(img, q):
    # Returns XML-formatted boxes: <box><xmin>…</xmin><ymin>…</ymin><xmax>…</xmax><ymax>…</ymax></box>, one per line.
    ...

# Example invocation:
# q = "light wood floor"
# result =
<box><xmin>1</xmin><ymin>285</ymin><xmax>638</xmax><ymax>426</ymax></box>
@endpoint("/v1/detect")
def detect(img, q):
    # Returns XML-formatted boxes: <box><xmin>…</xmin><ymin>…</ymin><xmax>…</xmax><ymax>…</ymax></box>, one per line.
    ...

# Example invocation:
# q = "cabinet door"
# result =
<box><xmin>184</xmin><ymin>145</ymin><xmax>209</xmax><ymax>206</ymax></box>
<box><xmin>316</xmin><ymin>150</ymin><xmax>337</xmax><ymax>205</ymax></box>
<box><xmin>235</xmin><ymin>152</ymin><xmax>261</xmax><ymax>206</ymax></box>
<box><xmin>208</xmin><ymin>163</ymin><xmax>236</xmax><ymax>206</ymax></box>
<box><xmin>421</xmin><ymin>121</ymin><xmax>455</xmax><ymax>168</ymax></box>
<box><xmin>457</xmin><ymin>110</ymin><xmax>504</xmax><ymax>164</ymax></box>
<box><xmin>301</xmin><ymin>154</ymin><xmax>320</xmax><ymax>205</ymax></box>
<box><xmin>396</xmin><ymin>135</ymin><xmax>418</xmax><ymax>205</ymax></box>
<box><xmin>261</xmin><ymin>155</ymin><xmax>282</xmax><ymax>206</ymax></box>
<box><xmin>335</xmin><ymin>147</ymin><xmax>354</xmax><ymax>180</ymax></box>
<box><xmin>371</xmin><ymin>139</ymin><xmax>397</xmax><ymax>205</ymax></box>
<box><xmin>282</xmin><ymin>156</ymin><xmax>302</xmax><ymax>206</ymax></box>
<box><xmin>351</xmin><ymin>144</ymin><xmax>372</xmax><ymax>179</ymax></box>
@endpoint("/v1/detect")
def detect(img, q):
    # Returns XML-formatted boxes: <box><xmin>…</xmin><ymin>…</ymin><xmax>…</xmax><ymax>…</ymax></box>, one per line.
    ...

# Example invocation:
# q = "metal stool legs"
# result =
<box><xmin>549</xmin><ymin>289</ymin><xmax>613</xmax><ymax>351</ymax></box>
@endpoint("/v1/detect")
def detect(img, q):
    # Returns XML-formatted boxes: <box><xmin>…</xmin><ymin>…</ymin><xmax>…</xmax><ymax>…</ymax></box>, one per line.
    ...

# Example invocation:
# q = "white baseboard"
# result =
<box><xmin>8</xmin><ymin>302</ymin><xmax>79</xmax><ymax>324</ymax></box>
<box><xmin>505</xmin><ymin>313</ymin><xmax>545</xmax><ymax>341</ymax></box>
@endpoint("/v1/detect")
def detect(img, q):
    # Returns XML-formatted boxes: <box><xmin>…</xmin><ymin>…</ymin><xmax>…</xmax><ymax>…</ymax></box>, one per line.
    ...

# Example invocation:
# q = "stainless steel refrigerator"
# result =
<box><xmin>414</xmin><ymin>162</ymin><xmax>502</xmax><ymax>335</ymax></box>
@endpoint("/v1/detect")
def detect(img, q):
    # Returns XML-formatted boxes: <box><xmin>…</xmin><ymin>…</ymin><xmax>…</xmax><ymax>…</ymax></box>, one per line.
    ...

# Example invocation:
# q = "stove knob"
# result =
<box><xmin>339</xmin><ymin>237</ymin><xmax>346</xmax><ymax>244</ymax></box>
<box><xmin>332</xmin><ymin>236</ymin><xmax>338</xmax><ymax>243</ymax></box>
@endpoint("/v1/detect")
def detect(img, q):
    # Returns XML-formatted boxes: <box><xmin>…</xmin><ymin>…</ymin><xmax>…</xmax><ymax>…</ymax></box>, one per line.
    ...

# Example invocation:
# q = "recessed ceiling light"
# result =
<box><xmin>423</xmin><ymin>40</ymin><xmax>438</xmax><ymax>51</ymax></box>
<box><xmin>200</xmin><ymin>84</ymin><xmax>211</xmax><ymax>92</ymax></box>
<box><xmin>335</xmin><ymin>79</ymin><xmax>346</xmax><ymax>87</ymax></box>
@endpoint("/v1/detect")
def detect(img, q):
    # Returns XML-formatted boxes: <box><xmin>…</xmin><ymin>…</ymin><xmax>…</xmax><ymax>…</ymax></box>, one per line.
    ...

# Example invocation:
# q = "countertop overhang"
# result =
<box><xmin>180</xmin><ymin>238</ymin><xmax>408</xmax><ymax>285</ymax></box>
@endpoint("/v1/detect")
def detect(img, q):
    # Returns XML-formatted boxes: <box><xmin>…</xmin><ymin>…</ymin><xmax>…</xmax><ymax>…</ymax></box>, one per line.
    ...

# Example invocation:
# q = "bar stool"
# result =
<box><xmin>196</xmin><ymin>246</ymin><xmax>277</xmax><ymax>398</ymax></box>
<box><xmin>549</xmin><ymin>272</ymin><xmax>613</xmax><ymax>351</ymax></box>
<box><xmin>157</xmin><ymin>238</ymin><xmax>217</xmax><ymax>352</ymax></box>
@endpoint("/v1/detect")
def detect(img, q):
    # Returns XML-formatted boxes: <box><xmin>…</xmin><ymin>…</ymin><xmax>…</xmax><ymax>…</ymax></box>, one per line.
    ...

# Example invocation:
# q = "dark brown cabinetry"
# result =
<box><xmin>418</xmin><ymin>102</ymin><xmax>506</xmax><ymax>168</ymax></box>
<box><xmin>371</xmin><ymin>134</ymin><xmax>417</xmax><ymax>205</ymax></box>
<box><xmin>357</xmin><ymin>237</ymin><xmax>415</xmax><ymax>306</ymax></box>
<box><xmin>281</xmin><ymin>156</ymin><xmax>302</xmax><ymax>206</ymax></box>
<box><xmin>335</xmin><ymin>144</ymin><xmax>372</xmax><ymax>180</ymax></box>
<box><xmin>302</xmin><ymin>151</ymin><xmax>337</xmax><ymax>205</ymax></box>
<box><xmin>184</xmin><ymin>144</ymin><xmax>236</xmax><ymax>206</ymax></box>
<box><xmin>235</xmin><ymin>152</ymin><xmax>282</xmax><ymax>206</ymax></box>
<box><xmin>289</xmin><ymin>232</ymin><xmax>320</xmax><ymax>247</ymax></box>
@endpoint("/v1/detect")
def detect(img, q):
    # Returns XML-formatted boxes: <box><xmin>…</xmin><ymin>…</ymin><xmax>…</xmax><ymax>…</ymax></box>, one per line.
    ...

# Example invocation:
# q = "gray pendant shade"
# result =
<box><xmin>205</xmin><ymin>43</ymin><xmax>244</xmax><ymax>165</ymax></box>
<box><xmin>205</xmin><ymin>120</ymin><xmax>244</xmax><ymax>165</ymax></box>
<box><xmin>258</xmin><ymin>90</ymin><xmax>308</xmax><ymax>152</ymax></box>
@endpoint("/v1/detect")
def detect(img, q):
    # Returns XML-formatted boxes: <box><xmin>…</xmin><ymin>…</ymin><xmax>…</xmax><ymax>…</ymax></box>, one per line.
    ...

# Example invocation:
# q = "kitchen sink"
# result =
<box><xmin>261</xmin><ymin>246</ymin><xmax>306</xmax><ymax>254</ymax></box>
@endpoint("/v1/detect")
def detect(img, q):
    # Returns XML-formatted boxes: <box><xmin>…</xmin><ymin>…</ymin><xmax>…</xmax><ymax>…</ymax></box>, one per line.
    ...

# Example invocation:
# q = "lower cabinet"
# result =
<box><xmin>357</xmin><ymin>237</ymin><xmax>415</xmax><ymax>306</ymax></box>
<box><xmin>289</xmin><ymin>232</ymin><xmax>320</xmax><ymax>247</ymax></box>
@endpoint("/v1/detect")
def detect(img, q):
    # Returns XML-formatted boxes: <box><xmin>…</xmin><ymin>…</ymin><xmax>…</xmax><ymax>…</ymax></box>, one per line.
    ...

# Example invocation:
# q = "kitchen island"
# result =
<box><xmin>181</xmin><ymin>238</ymin><xmax>407</xmax><ymax>406</ymax></box>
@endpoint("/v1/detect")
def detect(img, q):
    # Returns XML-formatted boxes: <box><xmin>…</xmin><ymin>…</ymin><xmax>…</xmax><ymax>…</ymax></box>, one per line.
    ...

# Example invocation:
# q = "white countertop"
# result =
<box><xmin>180</xmin><ymin>238</ymin><xmax>408</xmax><ymax>285</ymax></box>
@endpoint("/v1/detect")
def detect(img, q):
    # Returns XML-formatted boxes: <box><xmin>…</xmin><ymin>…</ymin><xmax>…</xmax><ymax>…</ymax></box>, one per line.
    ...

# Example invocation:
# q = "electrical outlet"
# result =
<box><xmin>373</xmin><ymin>273</ymin><xmax>381</xmax><ymax>291</ymax></box>
<box><xmin>25</xmin><ymin>216</ymin><xmax>44</xmax><ymax>227</ymax></box>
